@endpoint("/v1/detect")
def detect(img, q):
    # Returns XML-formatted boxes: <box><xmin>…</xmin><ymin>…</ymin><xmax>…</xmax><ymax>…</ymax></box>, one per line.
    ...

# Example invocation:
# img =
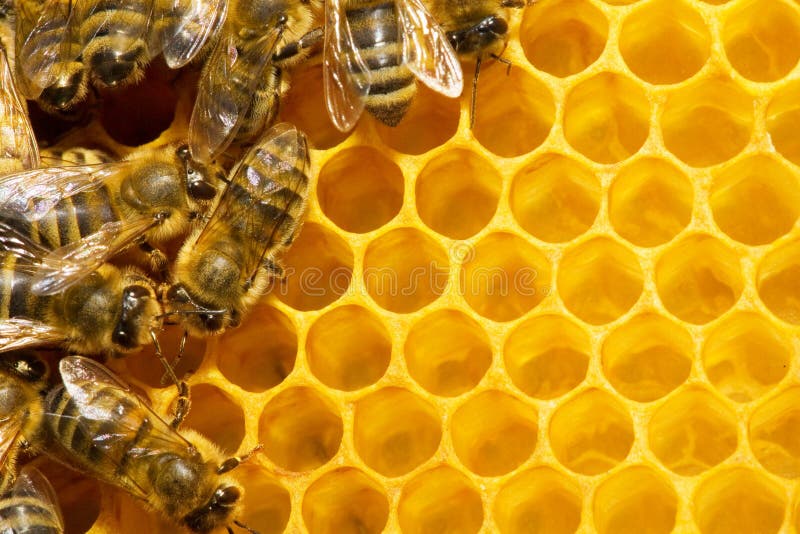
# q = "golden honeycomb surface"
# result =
<box><xmin>26</xmin><ymin>0</ymin><xmax>800</xmax><ymax>532</ymax></box>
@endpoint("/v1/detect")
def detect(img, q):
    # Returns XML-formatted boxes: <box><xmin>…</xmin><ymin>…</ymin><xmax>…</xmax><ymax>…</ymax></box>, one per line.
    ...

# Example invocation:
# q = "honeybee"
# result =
<box><xmin>0</xmin><ymin>466</ymin><xmax>64</xmax><ymax>533</ymax></box>
<box><xmin>43</xmin><ymin>356</ymin><xmax>257</xmax><ymax>533</ymax></box>
<box><xmin>167</xmin><ymin>123</ymin><xmax>310</xmax><ymax>337</ymax></box>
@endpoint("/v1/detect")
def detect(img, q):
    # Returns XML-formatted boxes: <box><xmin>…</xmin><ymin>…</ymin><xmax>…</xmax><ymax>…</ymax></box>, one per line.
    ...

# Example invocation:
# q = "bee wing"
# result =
<box><xmin>9</xmin><ymin>467</ymin><xmax>65</xmax><ymax>531</ymax></box>
<box><xmin>0</xmin><ymin>46</ymin><xmax>39</xmax><ymax>170</ymax></box>
<box><xmin>0</xmin><ymin>318</ymin><xmax>67</xmax><ymax>353</ymax></box>
<box><xmin>322</xmin><ymin>0</ymin><xmax>370</xmax><ymax>132</ymax></box>
<box><xmin>154</xmin><ymin>0</ymin><xmax>227</xmax><ymax>68</ymax></box>
<box><xmin>72</xmin><ymin>0</ymin><xmax>153</xmax><ymax>59</ymax></box>
<box><xmin>397</xmin><ymin>0</ymin><xmax>463</xmax><ymax>97</ymax></box>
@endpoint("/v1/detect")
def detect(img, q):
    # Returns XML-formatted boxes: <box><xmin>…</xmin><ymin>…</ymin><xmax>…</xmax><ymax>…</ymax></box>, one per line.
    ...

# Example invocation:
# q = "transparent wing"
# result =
<box><xmin>0</xmin><ymin>46</ymin><xmax>39</xmax><ymax>170</ymax></box>
<box><xmin>10</xmin><ymin>467</ymin><xmax>65</xmax><ymax>532</ymax></box>
<box><xmin>322</xmin><ymin>0</ymin><xmax>370</xmax><ymax>132</ymax></box>
<box><xmin>397</xmin><ymin>0</ymin><xmax>463</xmax><ymax>97</ymax></box>
<box><xmin>155</xmin><ymin>0</ymin><xmax>227</xmax><ymax>68</ymax></box>
<box><xmin>0</xmin><ymin>318</ymin><xmax>66</xmax><ymax>353</ymax></box>
<box><xmin>0</xmin><ymin>219</ymin><xmax>50</xmax><ymax>266</ymax></box>
<box><xmin>72</xmin><ymin>0</ymin><xmax>153</xmax><ymax>62</ymax></box>
<box><xmin>0</xmin><ymin>411</ymin><xmax>24</xmax><ymax>471</ymax></box>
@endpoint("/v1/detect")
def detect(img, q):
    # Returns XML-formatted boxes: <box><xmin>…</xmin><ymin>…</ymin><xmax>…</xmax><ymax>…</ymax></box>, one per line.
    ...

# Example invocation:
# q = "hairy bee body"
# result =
<box><xmin>0</xmin><ymin>466</ymin><xmax>63</xmax><ymax>534</ymax></box>
<box><xmin>40</xmin><ymin>146</ymin><xmax>115</xmax><ymax>166</ymax></box>
<box><xmin>426</xmin><ymin>0</ymin><xmax>520</xmax><ymax>56</ymax></box>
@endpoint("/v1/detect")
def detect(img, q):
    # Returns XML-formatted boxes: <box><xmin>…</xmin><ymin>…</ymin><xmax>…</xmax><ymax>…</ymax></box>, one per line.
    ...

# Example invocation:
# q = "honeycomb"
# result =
<box><xmin>21</xmin><ymin>0</ymin><xmax>800</xmax><ymax>533</ymax></box>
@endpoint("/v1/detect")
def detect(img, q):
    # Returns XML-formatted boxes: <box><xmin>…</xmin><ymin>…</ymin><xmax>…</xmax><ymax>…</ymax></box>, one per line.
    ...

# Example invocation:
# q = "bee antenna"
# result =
<box><xmin>470</xmin><ymin>54</ymin><xmax>482</xmax><ymax>129</ymax></box>
<box><xmin>234</xmin><ymin>519</ymin><xmax>260</xmax><ymax>534</ymax></box>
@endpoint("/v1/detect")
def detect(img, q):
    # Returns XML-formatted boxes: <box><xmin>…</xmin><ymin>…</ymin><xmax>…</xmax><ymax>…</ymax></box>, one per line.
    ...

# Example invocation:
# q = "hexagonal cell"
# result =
<box><xmin>494</xmin><ymin>467</ymin><xmax>582</xmax><ymax>534</ymax></box>
<box><xmin>416</xmin><ymin>149</ymin><xmax>501</xmax><ymax>239</ymax></box>
<box><xmin>563</xmin><ymin>73</ymin><xmax>650</xmax><ymax>164</ymax></box>
<box><xmin>504</xmin><ymin>314</ymin><xmax>590</xmax><ymax>400</ymax></box>
<box><xmin>549</xmin><ymin>388</ymin><xmax>634</xmax><ymax>475</ymax></box>
<box><xmin>648</xmin><ymin>387</ymin><xmax>738</xmax><ymax>476</ymax></box>
<box><xmin>182</xmin><ymin>383</ymin><xmax>245</xmax><ymax>455</ymax></box>
<box><xmin>364</xmin><ymin>227</ymin><xmax>448</xmax><ymax>313</ymax></box>
<box><xmin>302</xmin><ymin>468</ymin><xmax>389</xmax><ymax>534</ymax></box>
<box><xmin>307</xmin><ymin>305</ymin><xmax>391</xmax><ymax>391</ymax></box>
<box><xmin>593</xmin><ymin>466</ymin><xmax>678</xmax><ymax>534</ymax></box>
<box><xmin>661</xmin><ymin>77</ymin><xmax>754</xmax><ymax>167</ymax></box>
<box><xmin>602</xmin><ymin>313</ymin><xmax>693</xmax><ymax>402</ymax></box>
<box><xmin>217</xmin><ymin>305</ymin><xmax>297</xmax><ymax>392</ymax></box>
<box><xmin>520</xmin><ymin>0</ymin><xmax>608</xmax><ymax>77</ymax></box>
<box><xmin>723</xmin><ymin>0</ymin><xmax>800</xmax><ymax>82</ymax></box>
<box><xmin>126</xmin><ymin>325</ymin><xmax>206</xmax><ymax>389</ymax></box>
<box><xmin>609</xmin><ymin>157</ymin><xmax>693</xmax><ymax>247</ymax></box>
<box><xmin>750</xmin><ymin>387</ymin><xmax>800</xmax><ymax>478</ymax></box>
<box><xmin>619</xmin><ymin>0</ymin><xmax>710</xmax><ymax>84</ymax></box>
<box><xmin>703</xmin><ymin>312</ymin><xmax>791</xmax><ymax>402</ymax></box>
<box><xmin>35</xmin><ymin>458</ymin><xmax>101</xmax><ymax>534</ymax></box>
<box><xmin>398</xmin><ymin>465</ymin><xmax>484</xmax><ymax>534</ymax></box>
<box><xmin>275</xmin><ymin>223</ymin><xmax>354</xmax><ymax>311</ymax></box>
<box><xmin>511</xmin><ymin>153</ymin><xmax>601</xmax><ymax>243</ymax></box>
<box><xmin>353</xmin><ymin>388</ymin><xmax>441</xmax><ymax>477</ymax></box>
<box><xmin>693</xmin><ymin>468</ymin><xmax>786</xmax><ymax>534</ymax></box>
<box><xmin>451</xmin><ymin>390</ymin><xmax>538</xmax><ymax>477</ymax></box>
<box><xmin>655</xmin><ymin>234</ymin><xmax>743</xmax><ymax>324</ymax></box>
<box><xmin>237</xmin><ymin>465</ymin><xmax>291</xmax><ymax>534</ymax></box>
<box><xmin>460</xmin><ymin>232</ymin><xmax>552</xmax><ymax>322</ymax></box>
<box><xmin>404</xmin><ymin>309</ymin><xmax>492</xmax><ymax>397</ymax></box>
<box><xmin>473</xmin><ymin>65</ymin><xmax>555</xmax><ymax>158</ymax></box>
<box><xmin>558</xmin><ymin>237</ymin><xmax>644</xmax><ymax>325</ymax></box>
<box><xmin>758</xmin><ymin>240</ymin><xmax>800</xmax><ymax>324</ymax></box>
<box><xmin>766</xmin><ymin>80</ymin><xmax>800</xmax><ymax>166</ymax></box>
<box><xmin>258</xmin><ymin>387</ymin><xmax>343</xmax><ymax>472</ymax></box>
<box><xmin>317</xmin><ymin>146</ymin><xmax>404</xmax><ymax>234</ymax></box>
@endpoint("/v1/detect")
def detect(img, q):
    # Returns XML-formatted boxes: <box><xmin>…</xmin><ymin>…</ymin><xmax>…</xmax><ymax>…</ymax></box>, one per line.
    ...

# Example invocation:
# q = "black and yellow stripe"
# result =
<box><xmin>0</xmin><ymin>496</ymin><xmax>62</xmax><ymax>533</ymax></box>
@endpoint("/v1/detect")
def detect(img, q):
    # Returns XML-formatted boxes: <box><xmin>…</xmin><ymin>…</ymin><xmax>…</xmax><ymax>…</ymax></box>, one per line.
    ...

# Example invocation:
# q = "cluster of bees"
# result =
<box><xmin>0</xmin><ymin>0</ymin><xmax>530</xmax><ymax>532</ymax></box>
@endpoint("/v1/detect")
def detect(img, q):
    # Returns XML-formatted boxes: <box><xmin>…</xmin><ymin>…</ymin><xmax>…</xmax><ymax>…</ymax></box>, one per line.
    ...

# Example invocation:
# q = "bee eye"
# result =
<box><xmin>166</xmin><ymin>284</ymin><xmax>190</xmax><ymax>304</ymax></box>
<box><xmin>188</xmin><ymin>179</ymin><xmax>217</xmax><ymax>200</ymax></box>
<box><xmin>214</xmin><ymin>486</ymin><xmax>241</xmax><ymax>506</ymax></box>
<box><xmin>176</xmin><ymin>145</ymin><xmax>191</xmax><ymax>160</ymax></box>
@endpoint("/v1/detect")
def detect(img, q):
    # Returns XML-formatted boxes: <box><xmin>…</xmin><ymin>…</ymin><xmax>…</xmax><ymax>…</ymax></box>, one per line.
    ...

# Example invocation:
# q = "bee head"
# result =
<box><xmin>184</xmin><ymin>484</ymin><xmax>243</xmax><ymax>533</ymax></box>
<box><xmin>112</xmin><ymin>283</ymin><xmax>161</xmax><ymax>352</ymax></box>
<box><xmin>164</xmin><ymin>284</ymin><xmax>231</xmax><ymax>336</ymax></box>
<box><xmin>448</xmin><ymin>15</ymin><xmax>510</xmax><ymax>55</ymax></box>
<box><xmin>176</xmin><ymin>145</ymin><xmax>220</xmax><ymax>202</ymax></box>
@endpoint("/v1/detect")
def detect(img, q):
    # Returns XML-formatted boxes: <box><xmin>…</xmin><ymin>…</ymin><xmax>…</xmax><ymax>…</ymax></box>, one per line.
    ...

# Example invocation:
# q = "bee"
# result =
<box><xmin>0</xmin><ymin>466</ymin><xmax>64</xmax><ymax>533</ymax></box>
<box><xmin>322</xmin><ymin>0</ymin><xmax>463</xmax><ymax>132</ymax></box>
<box><xmin>42</xmin><ymin>356</ymin><xmax>258</xmax><ymax>533</ymax></box>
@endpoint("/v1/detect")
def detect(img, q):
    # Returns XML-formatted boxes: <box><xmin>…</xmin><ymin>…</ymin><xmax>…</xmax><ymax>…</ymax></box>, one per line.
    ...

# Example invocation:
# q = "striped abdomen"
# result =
<box><xmin>0</xmin><ymin>252</ymin><xmax>49</xmax><ymax>322</ymax></box>
<box><xmin>0</xmin><ymin>496</ymin><xmax>62</xmax><ymax>533</ymax></box>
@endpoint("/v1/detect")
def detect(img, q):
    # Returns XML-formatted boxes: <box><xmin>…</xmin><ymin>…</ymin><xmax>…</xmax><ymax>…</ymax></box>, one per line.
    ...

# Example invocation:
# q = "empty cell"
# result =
<box><xmin>460</xmin><ymin>233</ymin><xmax>552</xmax><ymax>322</ymax></box>
<box><xmin>723</xmin><ymin>0</ymin><xmax>800</xmax><ymax>82</ymax></box>
<box><xmin>398</xmin><ymin>466</ymin><xmax>484</xmax><ymax>534</ymax></box>
<box><xmin>750</xmin><ymin>387</ymin><xmax>800</xmax><ymax>478</ymax></box>
<box><xmin>276</xmin><ymin>223</ymin><xmax>354</xmax><ymax>311</ymax></box>
<box><xmin>593</xmin><ymin>466</ymin><xmax>677</xmax><ymax>534</ymax></box>
<box><xmin>703</xmin><ymin>312</ymin><xmax>791</xmax><ymax>403</ymax></box>
<box><xmin>494</xmin><ymin>467</ymin><xmax>582</xmax><ymax>534</ymax></box>
<box><xmin>259</xmin><ymin>387</ymin><xmax>343</xmax><ymax>472</ymax></box>
<box><xmin>302</xmin><ymin>468</ymin><xmax>389</xmax><ymax>534</ymax></box>
<box><xmin>767</xmin><ymin>80</ymin><xmax>800</xmax><ymax>166</ymax></box>
<box><xmin>521</xmin><ymin>0</ymin><xmax>608</xmax><ymax>77</ymax></box>
<box><xmin>404</xmin><ymin>309</ymin><xmax>492</xmax><ymax>397</ymax></box>
<box><xmin>511</xmin><ymin>153</ymin><xmax>601</xmax><ymax>243</ymax></box>
<box><xmin>550</xmin><ymin>388</ymin><xmax>634</xmax><ymax>475</ymax></box>
<box><xmin>182</xmin><ymin>383</ymin><xmax>246</xmax><ymax>456</ymax></box>
<box><xmin>648</xmin><ymin>387</ymin><xmax>738</xmax><ymax>476</ymax></box>
<box><xmin>693</xmin><ymin>468</ymin><xmax>786</xmax><ymax>534</ymax></box>
<box><xmin>473</xmin><ymin>66</ymin><xmax>555</xmax><ymax>158</ymax></box>
<box><xmin>563</xmin><ymin>73</ymin><xmax>649</xmax><ymax>164</ymax></box>
<box><xmin>36</xmin><ymin>459</ymin><xmax>101</xmax><ymax>534</ymax></box>
<box><xmin>661</xmin><ymin>77</ymin><xmax>753</xmax><ymax>167</ymax></box>
<box><xmin>656</xmin><ymin>234</ymin><xmax>743</xmax><ymax>324</ymax></box>
<box><xmin>558</xmin><ymin>237</ymin><xmax>644</xmax><ymax>325</ymax></box>
<box><xmin>504</xmin><ymin>314</ymin><xmax>590</xmax><ymax>400</ymax></box>
<box><xmin>416</xmin><ymin>149</ymin><xmax>501</xmax><ymax>239</ymax></box>
<box><xmin>602</xmin><ymin>313</ymin><xmax>693</xmax><ymax>402</ymax></box>
<box><xmin>307</xmin><ymin>305</ymin><xmax>391</xmax><ymax>391</ymax></box>
<box><xmin>237</xmin><ymin>465</ymin><xmax>291</xmax><ymax>534</ymax></box>
<box><xmin>609</xmin><ymin>157</ymin><xmax>693</xmax><ymax>247</ymax></box>
<box><xmin>280</xmin><ymin>64</ymin><xmax>349</xmax><ymax>149</ymax></box>
<box><xmin>451</xmin><ymin>390</ymin><xmax>538</xmax><ymax>477</ymax></box>
<box><xmin>757</xmin><ymin>240</ymin><xmax>800</xmax><ymax>324</ymax></box>
<box><xmin>353</xmin><ymin>388</ymin><xmax>441</xmax><ymax>477</ymax></box>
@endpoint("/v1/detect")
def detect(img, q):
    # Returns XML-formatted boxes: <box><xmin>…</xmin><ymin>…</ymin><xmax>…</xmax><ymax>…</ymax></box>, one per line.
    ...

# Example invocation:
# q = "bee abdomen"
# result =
<box><xmin>0</xmin><ymin>252</ymin><xmax>43</xmax><ymax>321</ymax></box>
<box><xmin>0</xmin><ymin>497</ymin><xmax>62</xmax><ymax>533</ymax></box>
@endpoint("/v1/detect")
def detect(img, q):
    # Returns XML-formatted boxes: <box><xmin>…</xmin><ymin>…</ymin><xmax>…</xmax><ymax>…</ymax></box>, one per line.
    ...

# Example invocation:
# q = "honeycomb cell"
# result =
<box><xmin>36</xmin><ymin>459</ymin><xmax>101</xmax><ymax>534</ymax></box>
<box><xmin>703</xmin><ymin>312</ymin><xmax>791</xmax><ymax>402</ymax></box>
<box><xmin>558</xmin><ymin>237</ymin><xmax>644</xmax><ymax>325</ymax></box>
<box><xmin>182</xmin><ymin>383</ymin><xmax>245</xmax><ymax>455</ymax></box>
<box><xmin>451</xmin><ymin>390</ymin><xmax>538</xmax><ymax>477</ymax></box>
<box><xmin>593</xmin><ymin>466</ymin><xmax>678</xmax><ymax>534</ymax></box>
<box><xmin>563</xmin><ymin>73</ymin><xmax>650</xmax><ymax>164</ymax></box>
<box><xmin>364</xmin><ymin>228</ymin><xmax>448</xmax><ymax>313</ymax></box>
<box><xmin>280</xmin><ymin>64</ymin><xmax>349</xmax><ymax>149</ymax></box>
<box><xmin>416</xmin><ymin>149</ymin><xmax>501</xmax><ymax>239</ymax></box>
<box><xmin>693</xmin><ymin>468</ymin><xmax>786</xmax><ymax>534</ymax></box>
<box><xmin>602</xmin><ymin>313</ymin><xmax>693</xmax><ymax>402</ymax></box>
<box><xmin>258</xmin><ymin>387</ymin><xmax>343</xmax><ymax>472</ymax></box>
<box><xmin>550</xmin><ymin>388</ymin><xmax>634</xmax><ymax>475</ymax></box>
<box><xmin>307</xmin><ymin>305</ymin><xmax>391</xmax><ymax>391</ymax></box>
<box><xmin>750</xmin><ymin>387</ymin><xmax>800</xmax><ymax>478</ymax></box>
<box><xmin>302</xmin><ymin>468</ymin><xmax>389</xmax><ymax>534</ymax></box>
<box><xmin>398</xmin><ymin>466</ymin><xmax>484</xmax><ymax>534</ymax></box>
<box><xmin>404</xmin><ymin>309</ymin><xmax>492</xmax><ymax>397</ymax></box>
<box><xmin>317</xmin><ymin>146</ymin><xmax>404</xmax><ymax>234</ymax></box>
<box><xmin>722</xmin><ymin>0</ymin><xmax>800</xmax><ymax>82</ymax></box>
<box><xmin>494</xmin><ymin>467</ymin><xmax>582</xmax><ymax>534</ymax></box>
<box><xmin>758</xmin><ymin>240</ymin><xmax>800</xmax><ymax>324</ymax></box>
<box><xmin>459</xmin><ymin>232</ymin><xmax>552</xmax><ymax>322</ymax></box>
<box><xmin>767</xmin><ymin>80</ymin><xmax>800</xmax><ymax>166</ymax></box>
<box><xmin>609</xmin><ymin>157</ymin><xmax>693</xmax><ymax>247</ymax></box>
<box><xmin>504</xmin><ymin>314</ymin><xmax>590</xmax><ymax>400</ymax></box>
<box><xmin>217</xmin><ymin>305</ymin><xmax>297</xmax><ymax>392</ymax></box>
<box><xmin>472</xmin><ymin>66</ymin><xmax>555</xmax><ymax>158</ymax></box>
<box><xmin>237</xmin><ymin>465</ymin><xmax>291</xmax><ymax>534</ymax></box>
<box><xmin>276</xmin><ymin>223</ymin><xmax>353</xmax><ymax>311</ymax></box>
<box><xmin>510</xmin><ymin>154</ymin><xmax>601</xmax><ymax>243</ymax></box>
<box><xmin>656</xmin><ymin>234</ymin><xmax>743</xmax><ymax>324</ymax></box>
<box><xmin>619</xmin><ymin>0</ymin><xmax>710</xmax><ymax>84</ymax></box>
<box><xmin>648</xmin><ymin>387</ymin><xmax>738</xmax><ymax>476</ymax></box>
<box><xmin>661</xmin><ymin>77</ymin><xmax>754</xmax><ymax>167</ymax></box>
<box><xmin>353</xmin><ymin>388</ymin><xmax>441</xmax><ymax>477</ymax></box>
<box><xmin>520</xmin><ymin>0</ymin><xmax>608</xmax><ymax>78</ymax></box>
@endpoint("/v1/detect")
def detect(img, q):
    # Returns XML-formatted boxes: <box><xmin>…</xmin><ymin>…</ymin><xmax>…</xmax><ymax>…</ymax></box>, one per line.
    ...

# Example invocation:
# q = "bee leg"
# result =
<box><xmin>272</xmin><ymin>27</ymin><xmax>324</xmax><ymax>62</ymax></box>
<box><xmin>139</xmin><ymin>241</ymin><xmax>169</xmax><ymax>281</ymax></box>
<box><xmin>160</xmin><ymin>329</ymin><xmax>188</xmax><ymax>386</ymax></box>
<box><xmin>233</xmin><ymin>519</ymin><xmax>260</xmax><ymax>534</ymax></box>
<box><xmin>470</xmin><ymin>54</ymin><xmax>483</xmax><ymax>129</ymax></box>
<box><xmin>150</xmin><ymin>329</ymin><xmax>192</xmax><ymax>427</ymax></box>
<box><xmin>490</xmin><ymin>52</ymin><xmax>513</xmax><ymax>75</ymax></box>
<box><xmin>217</xmin><ymin>444</ymin><xmax>264</xmax><ymax>474</ymax></box>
